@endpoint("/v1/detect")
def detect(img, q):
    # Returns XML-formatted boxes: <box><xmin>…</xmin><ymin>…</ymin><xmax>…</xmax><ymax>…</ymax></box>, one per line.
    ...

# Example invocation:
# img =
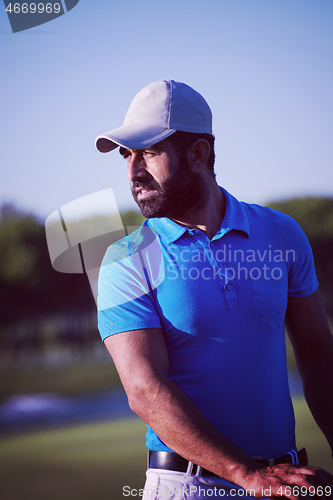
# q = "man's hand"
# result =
<box><xmin>242</xmin><ymin>463</ymin><xmax>333</xmax><ymax>500</ymax></box>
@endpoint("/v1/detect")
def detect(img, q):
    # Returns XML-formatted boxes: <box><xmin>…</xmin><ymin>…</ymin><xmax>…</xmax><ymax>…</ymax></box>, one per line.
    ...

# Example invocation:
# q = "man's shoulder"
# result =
<box><xmin>240</xmin><ymin>199</ymin><xmax>281</xmax><ymax>217</ymax></box>
<box><xmin>239</xmin><ymin>199</ymin><xmax>310</xmax><ymax>248</ymax></box>
<box><xmin>241</xmin><ymin>198</ymin><xmax>298</xmax><ymax>227</ymax></box>
<box><xmin>101</xmin><ymin>221</ymin><xmax>159</xmax><ymax>266</ymax></box>
<box><xmin>220</xmin><ymin>187</ymin><xmax>298</xmax><ymax>236</ymax></box>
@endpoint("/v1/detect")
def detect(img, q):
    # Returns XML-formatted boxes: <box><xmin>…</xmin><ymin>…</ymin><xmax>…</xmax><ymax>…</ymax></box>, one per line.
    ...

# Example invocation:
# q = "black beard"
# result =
<box><xmin>131</xmin><ymin>161</ymin><xmax>209</xmax><ymax>219</ymax></box>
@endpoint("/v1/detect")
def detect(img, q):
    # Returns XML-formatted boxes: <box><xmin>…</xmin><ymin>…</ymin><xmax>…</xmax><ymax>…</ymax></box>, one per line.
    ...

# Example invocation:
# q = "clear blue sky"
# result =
<box><xmin>1</xmin><ymin>0</ymin><xmax>332</xmax><ymax>221</ymax></box>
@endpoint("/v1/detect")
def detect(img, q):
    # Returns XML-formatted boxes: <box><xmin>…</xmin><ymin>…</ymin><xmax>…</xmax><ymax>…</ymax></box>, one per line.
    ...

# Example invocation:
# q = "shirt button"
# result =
<box><xmin>209</xmin><ymin>242</ymin><xmax>214</xmax><ymax>248</ymax></box>
<box><xmin>225</xmin><ymin>284</ymin><xmax>232</xmax><ymax>291</ymax></box>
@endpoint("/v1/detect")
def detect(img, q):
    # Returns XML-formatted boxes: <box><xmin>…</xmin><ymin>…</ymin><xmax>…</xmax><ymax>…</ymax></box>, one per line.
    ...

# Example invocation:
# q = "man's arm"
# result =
<box><xmin>105</xmin><ymin>326</ymin><xmax>333</xmax><ymax>499</ymax></box>
<box><xmin>286</xmin><ymin>289</ymin><xmax>333</xmax><ymax>451</ymax></box>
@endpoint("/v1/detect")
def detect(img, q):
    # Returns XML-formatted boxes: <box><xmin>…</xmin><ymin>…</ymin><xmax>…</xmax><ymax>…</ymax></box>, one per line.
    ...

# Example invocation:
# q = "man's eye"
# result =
<box><xmin>142</xmin><ymin>150</ymin><xmax>157</xmax><ymax>158</ymax></box>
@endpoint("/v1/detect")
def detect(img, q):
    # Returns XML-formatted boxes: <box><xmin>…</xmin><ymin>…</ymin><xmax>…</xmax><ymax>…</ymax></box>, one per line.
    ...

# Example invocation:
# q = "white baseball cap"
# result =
<box><xmin>95</xmin><ymin>80</ymin><xmax>212</xmax><ymax>153</ymax></box>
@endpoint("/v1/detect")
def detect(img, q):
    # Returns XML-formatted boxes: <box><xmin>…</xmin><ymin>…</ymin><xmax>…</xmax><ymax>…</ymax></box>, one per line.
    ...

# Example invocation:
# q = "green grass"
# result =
<box><xmin>0</xmin><ymin>398</ymin><xmax>332</xmax><ymax>500</ymax></box>
<box><xmin>0</xmin><ymin>417</ymin><xmax>147</xmax><ymax>500</ymax></box>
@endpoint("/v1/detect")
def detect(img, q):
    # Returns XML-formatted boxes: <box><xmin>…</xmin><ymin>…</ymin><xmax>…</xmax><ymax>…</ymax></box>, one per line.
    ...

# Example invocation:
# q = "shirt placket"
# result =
<box><xmin>208</xmin><ymin>238</ymin><xmax>239</xmax><ymax>310</ymax></box>
<box><xmin>190</xmin><ymin>230</ymin><xmax>239</xmax><ymax>311</ymax></box>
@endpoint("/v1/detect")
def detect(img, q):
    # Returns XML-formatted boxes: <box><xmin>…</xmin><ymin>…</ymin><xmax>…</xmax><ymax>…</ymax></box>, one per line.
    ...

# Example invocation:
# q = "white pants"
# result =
<box><xmin>142</xmin><ymin>467</ymin><xmax>256</xmax><ymax>500</ymax></box>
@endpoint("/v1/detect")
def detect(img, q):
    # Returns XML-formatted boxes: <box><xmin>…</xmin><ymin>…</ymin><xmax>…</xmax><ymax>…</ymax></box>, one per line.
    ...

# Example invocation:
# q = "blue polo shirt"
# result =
<box><xmin>98</xmin><ymin>188</ymin><xmax>318</xmax><ymax>459</ymax></box>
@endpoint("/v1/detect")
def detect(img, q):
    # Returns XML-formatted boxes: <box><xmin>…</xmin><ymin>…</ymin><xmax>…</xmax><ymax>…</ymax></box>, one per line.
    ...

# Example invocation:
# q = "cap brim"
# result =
<box><xmin>95</xmin><ymin>125</ymin><xmax>177</xmax><ymax>153</ymax></box>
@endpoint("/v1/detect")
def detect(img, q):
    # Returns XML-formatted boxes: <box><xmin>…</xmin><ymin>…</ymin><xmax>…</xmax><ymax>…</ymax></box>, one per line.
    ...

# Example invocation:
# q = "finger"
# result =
<box><xmin>319</xmin><ymin>470</ymin><xmax>333</xmax><ymax>485</ymax></box>
<box><xmin>304</xmin><ymin>469</ymin><xmax>333</xmax><ymax>490</ymax></box>
<box><xmin>276</xmin><ymin>465</ymin><xmax>333</xmax><ymax>489</ymax></box>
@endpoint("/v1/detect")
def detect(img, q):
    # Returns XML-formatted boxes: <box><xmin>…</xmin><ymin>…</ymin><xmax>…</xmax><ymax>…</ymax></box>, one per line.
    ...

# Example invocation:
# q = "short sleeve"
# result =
<box><xmin>279</xmin><ymin>213</ymin><xmax>319</xmax><ymax>298</ymax></box>
<box><xmin>97</xmin><ymin>226</ymin><xmax>164</xmax><ymax>341</ymax></box>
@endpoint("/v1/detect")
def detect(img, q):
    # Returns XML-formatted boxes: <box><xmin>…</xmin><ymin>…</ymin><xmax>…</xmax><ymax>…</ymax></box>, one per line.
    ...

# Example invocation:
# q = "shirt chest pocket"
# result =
<box><xmin>251</xmin><ymin>276</ymin><xmax>288</xmax><ymax>330</ymax></box>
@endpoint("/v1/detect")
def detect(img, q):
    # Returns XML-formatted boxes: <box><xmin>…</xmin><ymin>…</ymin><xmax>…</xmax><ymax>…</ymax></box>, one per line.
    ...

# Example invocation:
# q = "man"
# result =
<box><xmin>95</xmin><ymin>80</ymin><xmax>333</xmax><ymax>499</ymax></box>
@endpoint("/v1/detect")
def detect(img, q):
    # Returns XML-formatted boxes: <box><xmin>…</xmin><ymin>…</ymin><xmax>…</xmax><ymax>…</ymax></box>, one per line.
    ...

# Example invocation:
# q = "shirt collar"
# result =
<box><xmin>148</xmin><ymin>217</ymin><xmax>188</xmax><ymax>244</ymax></box>
<box><xmin>148</xmin><ymin>187</ymin><xmax>250</xmax><ymax>244</ymax></box>
<box><xmin>220</xmin><ymin>187</ymin><xmax>250</xmax><ymax>237</ymax></box>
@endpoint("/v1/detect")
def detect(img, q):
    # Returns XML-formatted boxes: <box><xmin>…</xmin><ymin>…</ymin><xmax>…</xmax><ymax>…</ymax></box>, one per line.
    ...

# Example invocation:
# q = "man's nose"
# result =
<box><xmin>127</xmin><ymin>153</ymin><xmax>147</xmax><ymax>182</ymax></box>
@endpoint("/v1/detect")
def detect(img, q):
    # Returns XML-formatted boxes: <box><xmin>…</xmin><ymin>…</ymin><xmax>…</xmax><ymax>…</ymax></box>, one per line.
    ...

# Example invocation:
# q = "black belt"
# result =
<box><xmin>148</xmin><ymin>448</ymin><xmax>308</xmax><ymax>477</ymax></box>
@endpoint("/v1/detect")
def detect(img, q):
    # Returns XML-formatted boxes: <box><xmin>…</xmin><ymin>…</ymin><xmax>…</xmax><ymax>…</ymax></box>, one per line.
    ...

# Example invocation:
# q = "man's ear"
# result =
<box><xmin>187</xmin><ymin>139</ymin><xmax>211</xmax><ymax>173</ymax></box>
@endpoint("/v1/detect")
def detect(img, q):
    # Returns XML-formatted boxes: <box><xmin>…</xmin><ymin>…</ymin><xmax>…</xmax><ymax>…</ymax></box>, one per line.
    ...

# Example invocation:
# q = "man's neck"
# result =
<box><xmin>171</xmin><ymin>183</ymin><xmax>225</xmax><ymax>240</ymax></box>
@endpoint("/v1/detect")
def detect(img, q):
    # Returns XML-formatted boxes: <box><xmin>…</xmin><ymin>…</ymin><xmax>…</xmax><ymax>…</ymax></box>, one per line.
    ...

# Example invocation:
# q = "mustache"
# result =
<box><xmin>132</xmin><ymin>179</ymin><xmax>161</xmax><ymax>192</ymax></box>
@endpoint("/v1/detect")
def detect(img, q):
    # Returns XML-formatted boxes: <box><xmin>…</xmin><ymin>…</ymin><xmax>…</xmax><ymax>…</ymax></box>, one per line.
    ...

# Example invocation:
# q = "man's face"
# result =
<box><xmin>120</xmin><ymin>138</ymin><xmax>208</xmax><ymax>219</ymax></box>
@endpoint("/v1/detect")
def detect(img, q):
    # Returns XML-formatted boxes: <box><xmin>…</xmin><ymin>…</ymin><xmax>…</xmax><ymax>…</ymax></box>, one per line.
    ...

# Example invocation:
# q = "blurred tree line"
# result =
<box><xmin>269</xmin><ymin>197</ymin><xmax>333</xmax><ymax>318</ymax></box>
<box><xmin>0</xmin><ymin>204</ymin><xmax>144</xmax><ymax>365</ymax></box>
<box><xmin>0</xmin><ymin>198</ymin><xmax>332</xmax><ymax>365</ymax></box>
